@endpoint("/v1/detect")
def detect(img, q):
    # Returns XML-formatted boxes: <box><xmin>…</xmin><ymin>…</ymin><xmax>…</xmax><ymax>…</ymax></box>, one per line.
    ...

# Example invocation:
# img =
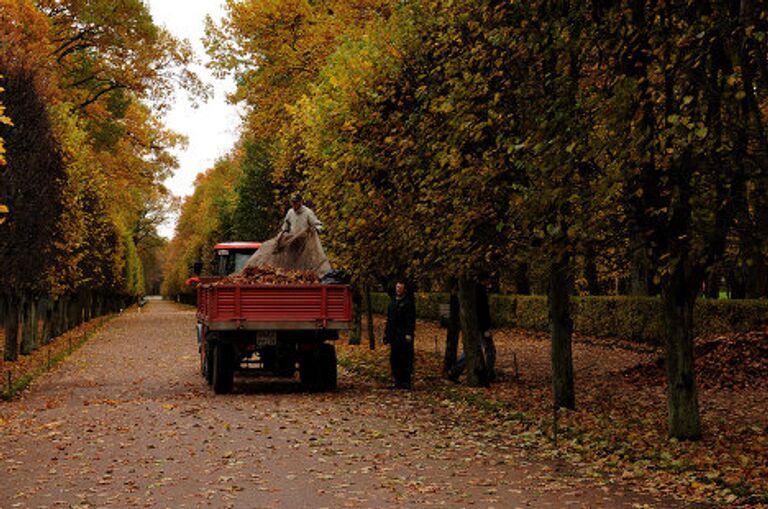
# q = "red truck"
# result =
<box><xmin>195</xmin><ymin>242</ymin><xmax>352</xmax><ymax>394</ymax></box>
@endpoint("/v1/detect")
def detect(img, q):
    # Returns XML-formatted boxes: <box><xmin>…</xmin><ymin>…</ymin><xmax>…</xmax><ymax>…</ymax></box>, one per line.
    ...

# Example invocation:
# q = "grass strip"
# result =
<box><xmin>2</xmin><ymin>315</ymin><xmax>114</xmax><ymax>400</ymax></box>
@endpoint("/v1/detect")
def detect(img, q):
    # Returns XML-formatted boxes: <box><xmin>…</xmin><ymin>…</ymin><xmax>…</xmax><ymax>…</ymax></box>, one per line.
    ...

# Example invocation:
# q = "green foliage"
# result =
<box><xmin>162</xmin><ymin>157</ymin><xmax>242</xmax><ymax>296</ymax></box>
<box><xmin>123</xmin><ymin>233</ymin><xmax>144</xmax><ymax>298</ymax></box>
<box><xmin>232</xmin><ymin>139</ymin><xmax>280</xmax><ymax>241</ymax></box>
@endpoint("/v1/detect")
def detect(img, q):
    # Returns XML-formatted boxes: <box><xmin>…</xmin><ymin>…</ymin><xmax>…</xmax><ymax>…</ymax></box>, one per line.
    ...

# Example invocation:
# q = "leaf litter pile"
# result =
<box><xmin>338</xmin><ymin>317</ymin><xmax>768</xmax><ymax>507</ymax></box>
<box><xmin>624</xmin><ymin>330</ymin><xmax>768</xmax><ymax>389</ymax></box>
<box><xmin>212</xmin><ymin>265</ymin><xmax>319</xmax><ymax>285</ymax></box>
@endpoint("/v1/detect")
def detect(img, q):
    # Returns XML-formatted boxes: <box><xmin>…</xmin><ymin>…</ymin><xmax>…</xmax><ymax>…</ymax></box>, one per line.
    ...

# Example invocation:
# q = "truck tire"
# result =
<box><xmin>201</xmin><ymin>334</ymin><xmax>215</xmax><ymax>384</ymax></box>
<box><xmin>299</xmin><ymin>350</ymin><xmax>318</xmax><ymax>390</ymax></box>
<box><xmin>212</xmin><ymin>342</ymin><xmax>234</xmax><ymax>394</ymax></box>
<box><xmin>204</xmin><ymin>342</ymin><xmax>214</xmax><ymax>384</ymax></box>
<box><xmin>317</xmin><ymin>343</ymin><xmax>337</xmax><ymax>391</ymax></box>
<box><xmin>300</xmin><ymin>344</ymin><xmax>337</xmax><ymax>392</ymax></box>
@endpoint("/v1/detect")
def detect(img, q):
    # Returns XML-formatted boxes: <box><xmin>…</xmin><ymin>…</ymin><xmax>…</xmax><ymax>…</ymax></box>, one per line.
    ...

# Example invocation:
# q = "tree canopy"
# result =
<box><xmin>166</xmin><ymin>0</ymin><xmax>768</xmax><ymax>439</ymax></box>
<box><xmin>0</xmin><ymin>0</ymin><xmax>201</xmax><ymax>359</ymax></box>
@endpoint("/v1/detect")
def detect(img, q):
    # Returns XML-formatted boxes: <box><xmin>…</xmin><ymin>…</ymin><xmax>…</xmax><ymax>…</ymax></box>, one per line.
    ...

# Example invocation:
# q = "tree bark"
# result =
<box><xmin>40</xmin><ymin>298</ymin><xmax>52</xmax><ymax>345</ymax></box>
<box><xmin>746</xmin><ymin>260</ymin><xmax>768</xmax><ymax>299</ymax></box>
<box><xmin>514</xmin><ymin>263</ymin><xmax>531</xmax><ymax>295</ymax></box>
<box><xmin>458</xmin><ymin>278</ymin><xmax>488</xmax><ymax>387</ymax></box>
<box><xmin>443</xmin><ymin>285</ymin><xmax>460</xmax><ymax>375</ymax></box>
<box><xmin>20</xmin><ymin>294</ymin><xmax>38</xmax><ymax>355</ymax></box>
<box><xmin>704</xmin><ymin>271</ymin><xmax>720</xmax><ymax>299</ymax></box>
<box><xmin>548</xmin><ymin>252</ymin><xmax>575</xmax><ymax>410</ymax></box>
<box><xmin>364</xmin><ymin>285</ymin><xmax>375</xmax><ymax>350</ymax></box>
<box><xmin>583</xmin><ymin>245</ymin><xmax>601</xmax><ymax>295</ymax></box>
<box><xmin>53</xmin><ymin>298</ymin><xmax>64</xmax><ymax>337</ymax></box>
<box><xmin>349</xmin><ymin>286</ymin><xmax>362</xmax><ymax>345</ymax></box>
<box><xmin>661</xmin><ymin>267</ymin><xmax>702</xmax><ymax>440</ymax></box>
<box><xmin>630</xmin><ymin>239</ymin><xmax>655</xmax><ymax>296</ymax></box>
<box><xmin>3</xmin><ymin>295</ymin><xmax>19</xmax><ymax>361</ymax></box>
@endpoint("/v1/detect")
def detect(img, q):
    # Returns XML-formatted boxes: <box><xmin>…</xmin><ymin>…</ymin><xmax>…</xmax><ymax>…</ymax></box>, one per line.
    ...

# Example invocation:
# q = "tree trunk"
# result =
<box><xmin>40</xmin><ymin>298</ymin><xmax>52</xmax><ymax>345</ymax></box>
<box><xmin>729</xmin><ymin>269</ymin><xmax>747</xmax><ymax>299</ymax></box>
<box><xmin>3</xmin><ymin>295</ymin><xmax>19</xmax><ymax>361</ymax></box>
<box><xmin>84</xmin><ymin>290</ymin><xmax>92</xmax><ymax>322</ymax></box>
<box><xmin>74</xmin><ymin>292</ymin><xmax>84</xmax><ymax>326</ymax></box>
<box><xmin>20</xmin><ymin>294</ymin><xmax>38</xmax><ymax>355</ymax></box>
<box><xmin>630</xmin><ymin>240</ymin><xmax>654</xmax><ymax>296</ymax></box>
<box><xmin>661</xmin><ymin>268</ymin><xmax>702</xmax><ymax>440</ymax></box>
<box><xmin>514</xmin><ymin>263</ymin><xmax>531</xmax><ymax>295</ymax></box>
<box><xmin>704</xmin><ymin>271</ymin><xmax>720</xmax><ymax>299</ymax></box>
<box><xmin>583</xmin><ymin>246</ymin><xmax>601</xmax><ymax>295</ymax></box>
<box><xmin>364</xmin><ymin>285</ymin><xmax>375</xmax><ymax>350</ymax></box>
<box><xmin>548</xmin><ymin>252</ymin><xmax>575</xmax><ymax>410</ymax></box>
<box><xmin>746</xmin><ymin>260</ymin><xmax>768</xmax><ymax>299</ymax></box>
<box><xmin>60</xmin><ymin>298</ymin><xmax>69</xmax><ymax>334</ymax></box>
<box><xmin>458</xmin><ymin>278</ymin><xmax>488</xmax><ymax>387</ymax></box>
<box><xmin>443</xmin><ymin>285</ymin><xmax>460</xmax><ymax>375</ymax></box>
<box><xmin>95</xmin><ymin>293</ymin><xmax>103</xmax><ymax>318</ymax></box>
<box><xmin>53</xmin><ymin>298</ymin><xmax>64</xmax><ymax>337</ymax></box>
<box><xmin>349</xmin><ymin>287</ymin><xmax>362</xmax><ymax>345</ymax></box>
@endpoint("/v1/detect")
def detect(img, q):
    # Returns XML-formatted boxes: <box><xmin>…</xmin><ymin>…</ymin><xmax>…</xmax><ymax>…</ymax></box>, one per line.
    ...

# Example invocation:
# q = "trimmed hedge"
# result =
<box><xmin>371</xmin><ymin>293</ymin><xmax>768</xmax><ymax>345</ymax></box>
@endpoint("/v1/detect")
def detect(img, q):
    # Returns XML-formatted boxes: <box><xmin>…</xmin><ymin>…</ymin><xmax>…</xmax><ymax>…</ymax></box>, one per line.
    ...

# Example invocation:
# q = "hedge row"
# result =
<box><xmin>371</xmin><ymin>293</ymin><xmax>768</xmax><ymax>344</ymax></box>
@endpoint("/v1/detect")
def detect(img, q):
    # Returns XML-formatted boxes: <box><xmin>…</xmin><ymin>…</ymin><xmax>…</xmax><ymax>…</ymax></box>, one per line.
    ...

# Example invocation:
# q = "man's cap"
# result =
<box><xmin>290</xmin><ymin>192</ymin><xmax>302</xmax><ymax>202</ymax></box>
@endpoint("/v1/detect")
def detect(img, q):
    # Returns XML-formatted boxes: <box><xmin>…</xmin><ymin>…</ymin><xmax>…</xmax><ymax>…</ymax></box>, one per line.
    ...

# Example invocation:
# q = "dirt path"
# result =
<box><xmin>0</xmin><ymin>300</ymin><xmax>672</xmax><ymax>508</ymax></box>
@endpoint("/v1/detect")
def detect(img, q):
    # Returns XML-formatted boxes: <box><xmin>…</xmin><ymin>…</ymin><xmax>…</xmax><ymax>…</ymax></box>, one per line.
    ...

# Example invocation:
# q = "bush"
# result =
<box><xmin>372</xmin><ymin>293</ymin><xmax>768</xmax><ymax>344</ymax></box>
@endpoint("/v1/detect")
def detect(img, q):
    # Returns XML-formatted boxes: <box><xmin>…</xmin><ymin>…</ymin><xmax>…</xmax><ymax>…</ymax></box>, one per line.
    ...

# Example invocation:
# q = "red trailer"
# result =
<box><xmin>194</xmin><ymin>243</ymin><xmax>352</xmax><ymax>394</ymax></box>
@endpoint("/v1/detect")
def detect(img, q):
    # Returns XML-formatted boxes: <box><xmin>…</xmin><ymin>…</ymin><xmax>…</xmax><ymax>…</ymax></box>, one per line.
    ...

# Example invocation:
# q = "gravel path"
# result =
<box><xmin>0</xmin><ymin>300</ymin><xmax>671</xmax><ymax>508</ymax></box>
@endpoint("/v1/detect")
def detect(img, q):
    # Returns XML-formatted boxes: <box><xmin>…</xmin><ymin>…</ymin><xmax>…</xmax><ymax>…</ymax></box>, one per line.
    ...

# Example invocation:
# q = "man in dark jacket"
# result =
<box><xmin>384</xmin><ymin>280</ymin><xmax>416</xmax><ymax>389</ymax></box>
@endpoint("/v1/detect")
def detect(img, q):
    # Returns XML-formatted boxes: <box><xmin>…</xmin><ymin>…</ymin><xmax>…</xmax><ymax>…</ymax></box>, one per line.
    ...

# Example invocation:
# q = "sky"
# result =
<box><xmin>146</xmin><ymin>0</ymin><xmax>240</xmax><ymax>238</ymax></box>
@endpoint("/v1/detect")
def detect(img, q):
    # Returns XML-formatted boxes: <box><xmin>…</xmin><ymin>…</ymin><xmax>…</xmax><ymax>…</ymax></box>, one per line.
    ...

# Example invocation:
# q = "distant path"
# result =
<box><xmin>0</xmin><ymin>301</ymin><xmax>671</xmax><ymax>508</ymax></box>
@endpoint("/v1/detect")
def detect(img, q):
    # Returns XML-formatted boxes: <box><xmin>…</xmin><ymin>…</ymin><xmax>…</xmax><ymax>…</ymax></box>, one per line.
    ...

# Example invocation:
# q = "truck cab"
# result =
<box><xmin>213</xmin><ymin>242</ymin><xmax>262</xmax><ymax>276</ymax></box>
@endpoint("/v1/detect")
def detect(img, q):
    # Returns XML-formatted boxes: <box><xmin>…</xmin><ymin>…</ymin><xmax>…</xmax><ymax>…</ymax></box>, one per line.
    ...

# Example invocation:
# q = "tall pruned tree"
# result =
<box><xmin>205</xmin><ymin>0</ymin><xmax>396</xmax><ymax>141</ymax></box>
<box><xmin>232</xmin><ymin>139</ymin><xmax>281</xmax><ymax>242</ymax></box>
<box><xmin>0</xmin><ymin>74</ymin><xmax>10</xmax><ymax>166</ymax></box>
<box><xmin>162</xmin><ymin>158</ymin><xmax>243</xmax><ymax>297</ymax></box>
<box><xmin>595</xmin><ymin>0</ymin><xmax>768</xmax><ymax>439</ymax></box>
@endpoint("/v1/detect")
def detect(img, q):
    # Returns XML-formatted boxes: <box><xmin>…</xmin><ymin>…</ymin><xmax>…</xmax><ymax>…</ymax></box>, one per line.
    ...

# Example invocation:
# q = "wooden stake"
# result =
<box><xmin>513</xmin><ymin>352</ymin><xmax>519</xmax><ymax>380</ymax></box>
<box><xmin>7</xmin><ymin>370</ymin><xmax>11</xmax><ymax>397</ymax></box>
<box><xmin>553</xmin><ymin>404</ymin><xmax>559</xmax><ymax>447</ymax></box>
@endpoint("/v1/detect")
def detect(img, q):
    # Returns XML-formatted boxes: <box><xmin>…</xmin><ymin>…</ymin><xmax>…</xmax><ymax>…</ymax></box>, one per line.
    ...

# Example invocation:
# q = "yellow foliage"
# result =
<box><xmin>0</xmin><ymin>80</ymin><xmax>10</xmax><ymax>166</ymax></box>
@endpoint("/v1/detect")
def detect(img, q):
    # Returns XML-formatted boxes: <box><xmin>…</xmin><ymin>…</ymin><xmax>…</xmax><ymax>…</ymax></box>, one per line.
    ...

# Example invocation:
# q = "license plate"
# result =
<box><xmin>255</xmin><ymin>331</ymin><xmax>277</xmax><ymax>346</ymax></box>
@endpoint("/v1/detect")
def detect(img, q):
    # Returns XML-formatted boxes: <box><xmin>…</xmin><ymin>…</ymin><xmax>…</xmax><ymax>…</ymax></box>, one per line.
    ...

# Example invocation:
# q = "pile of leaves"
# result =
<box><xmin>695</xmin><ymin>330</ymin><xmax>768</xmax><ymax>389</ymax></box>
<box><xmin>213</xmin><ymin>265</ymin><xmax>320</xmax><ymax>286</ymax></box>
<box><xmin>624</xmin><ymin>329</ymin><xmax>768</xmax><ymax>389</ymax></box>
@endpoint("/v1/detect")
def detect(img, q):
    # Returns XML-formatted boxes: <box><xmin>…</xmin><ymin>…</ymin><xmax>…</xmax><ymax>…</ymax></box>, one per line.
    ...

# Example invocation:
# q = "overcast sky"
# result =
<box><xmin>146</xmin><ymin>0</ymin><xmax>240</xmax><ymax>238</ymax></box>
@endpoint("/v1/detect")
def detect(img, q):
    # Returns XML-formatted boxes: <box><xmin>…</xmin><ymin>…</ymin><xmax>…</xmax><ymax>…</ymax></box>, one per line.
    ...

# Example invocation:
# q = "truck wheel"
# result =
<box><xmin>299</xmin><ymin>350</ymin><xmax>318</xmax><ymax>390</ymax></box>
<box><xmin>275</xmin><ymin>343</ymin><xmax>297</xmax><ymax>377</ymax></box>
<box><xmin>300</xmin><ymin>344</ymin><xmax>337</xmax><ymax>392</ymax></box>
<box><xmin>317</xmin><ymin>343</ymin><xmax>337</xmax><ymax>391</ymax></box>
<box><xmin>204</xmin><ymin>343</ymin><xmax>214</xmax><ymax>384</ymax></box>
<box><xmin>201</xmin><ymin>334</ymin><xmax>216</xmax><ymax>384</ymax></box>
<box><xmin>212</xmin><ymin>342</ymin><xmax>234</xmax><ymax>394</ymax></box>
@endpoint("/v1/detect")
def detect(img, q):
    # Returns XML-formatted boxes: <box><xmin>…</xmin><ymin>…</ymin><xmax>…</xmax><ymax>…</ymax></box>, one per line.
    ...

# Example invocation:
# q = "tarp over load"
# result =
<box><xmin>244</xmin><ymin>227</ymin><xmax>332</xmax><ymax>276</ymax></box>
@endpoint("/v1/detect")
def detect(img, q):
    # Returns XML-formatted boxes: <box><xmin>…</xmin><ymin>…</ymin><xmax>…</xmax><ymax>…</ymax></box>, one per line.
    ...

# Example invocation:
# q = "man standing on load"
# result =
<box><xmin>283</xmin><ymin>193</ymin><xmax>323</xmax><ymax>233</ymax></box>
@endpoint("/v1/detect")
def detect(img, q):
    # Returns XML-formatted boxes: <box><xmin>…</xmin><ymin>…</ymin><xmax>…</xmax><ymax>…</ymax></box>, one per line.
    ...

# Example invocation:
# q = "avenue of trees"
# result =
<box><xmin>161</xmin><ymin>0</ymin><xmax>768</xmax><ymax>440</ymax></box>
<box><xmin>0</xmin><ymin>0</ymin><xmax>194</xmax><ymax>362</ymax></box>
